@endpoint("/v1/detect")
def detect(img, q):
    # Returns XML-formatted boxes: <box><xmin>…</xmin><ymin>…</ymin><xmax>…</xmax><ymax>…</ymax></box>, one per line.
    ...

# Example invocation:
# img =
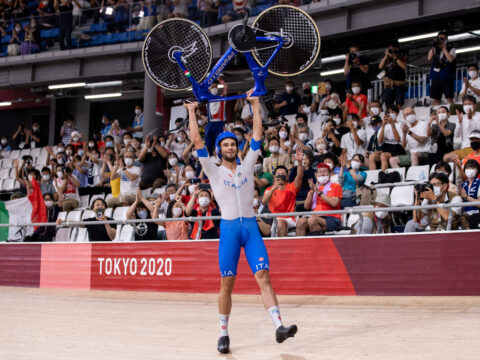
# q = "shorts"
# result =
<box><xmin>381</xmin><ymin>143</ymin><xmax>406</xmax><ymax>157</ymax></box>
<box><xmin>323</xmin><ymin>216</ymin><xmax>341</xmax><ymax>231</ymax></box>
<box><xmin>219</xmin><ymin>217</ymin><xmax>270</xmax><ymax>277</ymax></box>
<box><xmin>397</xmin><ymin>152</ymin><xmax>429</xmax><ymax>167</ymax></box>
<box><xmin>278</xmin><ymin>217</ymin><xmax>297</xmax><ymax>230</ymax></box>
<box><xmin>455</xmin><ymin>147</ymin><xmax>473</xmax><ymax>160</ymax></box>
<box><xmin>430</xmin><ymin>78</ymin><xmax>455</xmax><ymax>100</ymax></box>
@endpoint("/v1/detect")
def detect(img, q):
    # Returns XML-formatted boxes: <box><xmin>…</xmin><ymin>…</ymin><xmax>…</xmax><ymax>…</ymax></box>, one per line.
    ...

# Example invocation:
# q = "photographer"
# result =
<box><xmin>404</xmin><ymin>172</ymin><xmax>463</xmax><ymax>233</ymax></box>
<box><xmin>379</xmin><ymin>41</ymin><xmax>406</xmax><ymax>108</ymax></box>
<box><xmin>344</xmin><ymin>46</ymin><xmax>370</xmax><ymax>95</ymax></box>
<box><xmin>428</xmin><ymin>32</ymin><xmax>456</xmax><ymax>106</ymax></box>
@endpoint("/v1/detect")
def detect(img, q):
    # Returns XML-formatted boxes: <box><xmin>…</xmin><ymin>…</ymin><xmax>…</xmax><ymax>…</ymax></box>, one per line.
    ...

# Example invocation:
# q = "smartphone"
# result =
<box><xmin>311</xmin><ymin>85</ymin><xmax>318</xmax><ymax>95</ymax></box>
<box><xmin>96</xmin><ymin>208</ymin><xmax>104</xmax><ymax>219</ymax></box>
<box><xmin>191</xmin><ymin>178</ymin><xmax>201</xmax><ymax>184</ymax></box>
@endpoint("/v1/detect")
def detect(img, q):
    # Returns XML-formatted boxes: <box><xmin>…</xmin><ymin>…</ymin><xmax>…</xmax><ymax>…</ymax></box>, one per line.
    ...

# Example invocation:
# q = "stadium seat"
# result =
<box><xmin>89</xmin><ymin>193</ymin><xmax>105</xmax><ymax>207</ymax></box>
<box><xmin>0</xmin><ymin>168</ymin><xmax>10</xmax><ymax>179</ymax></box>
<box><xmin>30</xmin><ymin>148</ymin><xmax>41</xmax><ymax>158</ymax></box>
<box><xmin>365</xmin><ymin>170</ymin><xmax>381</xmax><ymax>185</ymax></box>
<box><xmin>1</xmin><ymin>150</ymin><xmax>10</xmax><ymax>158</ymax></box>
<box><xmin>10</xmin><ymin>150</ymin><xmax>20</xmax><ymax>159</ymax></box>
<box><xmin>390</xmin><ymin>185</ymin><xmax>415</xmax><ymax>206</ymax></box>
<box><xmin>0</xmin><ymin>179</ymin><xmax>3</xmax><ymax>191</ymax></box>
<box><xmin>54</xmin><ymin>211</ymin><xmax>70</xmax><ymax>242</ymax></box>
<box><xmin>19</xmin><ymin>149</ymin><xmax>31</xmax><ymax>157</ymax></box>
<box><xmin>105</xmin><ymin>193</ymin><xmax>114</xmax><ymax>202</ymax></box>
<box><xmin>105</xmin><ymin>208</ymin><xmax>113</xmax><ymax>218</ymax></box>
<box><xmin>347</xmin><ymin>214</ymin><xmax>360</xmax><ymax>228</ymax></box>
<box><xmin>79</xmin><ymin>195</ymin><xmax>89</xmax><ymax>209</ymax></box>
<box><xmin>67</xmin><ymin>210</ymin><xmax>82</xmax><ymax>222</ymax></box>
<box><xmin>1</xmin><ymin>158</ymin><xmax>13</xmax><ymax>168</ymax></box>
<box><xmin>113</xmin><ymin>206</ymin><xmax>129</xmax><ymax>220</ymax></box>
<box><xmin>406</xmin><ymin>165</ymin><xmax>430</xmax><ymax>182</ymax></box>
<box><xmin>2</xmin><ymin>178</ymin><xmax>16</xmax><ymax>191</ymax></box>
<box><xmin>118</xmin><ymin>225</ymin><xmax>134</xmax><ymax>242</ymax></box>
<box><xmin>376</xmin><ymin>187</ymin><xmax>390</xmax><ymax>195</ymax></box>
<box><xmin>1</xmin><ymin>35</ymin><xmax>12</xmax><ymax>44</ymax></box>
<box><xmin>386</xmin><ymin>167</ymin><xmax>406</xmax><ymax>182</ymax></box>
<box><xmin>8</xmin><ymin>168</ymin><xmax>16</xmax><ymax>178</ymax></box>
<box><xmin>75</xmin><ymin>228</ymin><xmax>88</xmax><ymax>242</ymax></box>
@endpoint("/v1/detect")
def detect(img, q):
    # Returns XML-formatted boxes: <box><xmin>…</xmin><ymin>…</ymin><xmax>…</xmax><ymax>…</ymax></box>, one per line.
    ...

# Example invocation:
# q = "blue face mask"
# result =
<box><xmin>106</xmin><ymin>141</ymin><xmax>113</xmax><ymax>147</ymax></box>
<box><xmin>373</xmin><ymin>125</ymin><xmax>381</xmax><ymax>132</ymax></box>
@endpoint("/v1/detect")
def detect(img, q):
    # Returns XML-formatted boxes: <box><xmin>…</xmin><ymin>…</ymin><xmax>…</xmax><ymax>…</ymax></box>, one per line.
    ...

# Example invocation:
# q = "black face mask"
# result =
<box><xmin>471</xmin><ymin>141</ymin><xmax>480</xmax><ymax>150</ymax></box>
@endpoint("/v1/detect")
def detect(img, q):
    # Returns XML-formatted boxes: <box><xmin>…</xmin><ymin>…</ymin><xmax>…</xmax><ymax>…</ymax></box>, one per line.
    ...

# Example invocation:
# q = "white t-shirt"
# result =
<box><xmin>406</xmin><ymin>120</ymin><xmax>431</xmax><ymax>153</ymax></box>
<box><xmin>454</xmin><ymin>112</ymin><xmax>480</xmax><ymax>149</ymax></box>
<box><xmin>169</xmin><ymin>140</ymin><xmax>188</xmax><ymax>159</ymax></box>
<box><xmin>340</xmin><ymin>128</ymin><xmax>367</xmax><ymax>160</ymax></box>
<box><xmin>460</xmin><ymin>77</ymin><xmax>480</xmax><ymax>103</ymax></box>
<box><xmin>241</xmin><ymin>102</ymin><xmax>267</xmax><ymax>122</ymax></box>
<box><xmin>117</xmin><ymin>166</ymin><xmax>141</xmax><ymax>195</ymax></box>
<box><xmin>379</xmin><ymin>122</ymin><xmax>403</xmax><ymax>145</ymax></box>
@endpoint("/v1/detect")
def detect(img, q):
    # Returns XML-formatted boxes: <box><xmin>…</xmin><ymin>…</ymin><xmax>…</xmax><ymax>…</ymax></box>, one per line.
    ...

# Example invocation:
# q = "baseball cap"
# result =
<box><xmin>469</xmin><ymin>131</ymin><xmax>480</xmax><ymax>139</ymax></box>
<box><xmin>374</xmin><ymin>193</ymin><xmax>391</xmax><ymax>207</ymax></box>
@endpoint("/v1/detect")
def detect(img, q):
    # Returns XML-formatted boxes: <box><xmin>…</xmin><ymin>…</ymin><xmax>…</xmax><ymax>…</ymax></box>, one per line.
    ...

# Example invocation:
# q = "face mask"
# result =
<box><xmin>32</xmin><ymin>126</ymin><xmax>39</xmax><ymax>132</ymax></box>
<box><xmin>210</xmin><ymin>88</ymin><xmax>219</xmax><ymax>95</ymax></box>
<box><xmin>15</xmin><ymin>27</ymin><xmax>21</xmax><ymax>32</ymax></box>
<box><xmin>299</xmin><ymin>133</ymin><xmax>308</xmax><ymax>142</ymax></box>
<box><xmin>78</xmin><ymin>150</ymin><xmax>84</xmax><ymax>156</ymax></box>
<box><xmin>88</xmin><ymin>142</ymin><xmax>95</xmax><ymax>148</ymax></box>
<box><xmin>333</xmin><ymin>117</ymin><xmax>341</xmax><ymax>126</ymax></box>
<box><xmin>373</xmin><ymin>124</ymin><xmax>382</xmax><ymax>132</ymax></box>
<box><xmin>197</xmin><ymin>119</ymin><xmax>204</xmax><ymax>126</ymax></box>
<box><xmin>316</xmin><ymin>143</ymin><xmax>327</xmax><ymax>152</ymax></box>
<box><xmin>471</xmin><ymin>141</ymin><xmax>480</xmax><ymax>150</ymax></box>
<box><xmin>465</xmin><ymin>169</ymin><xmax>478</xmax><ymax>179</ymax></box>
<box><xmin>325</xmin><ymin>83</ymin><xmax>332</xmax><ymax>90</ymax></box>
<box><xmin>376</xmin><ymin>211</ymin><xmax>388</xmax><ymax>219</ymax></box>
<box><xmin>352</xmin><ymin>87</ymin><xmax>361</xmax><ymax>95</ymax></box>
<box><xmin>433</xmin><ymin>186</ymin><xmax>443</xmax><ymax>197</ymax></box>
<box><xmin>279</xmin><ymin>131</ymin><xmax>288</xmax><ymax>139</ymax></box>
<box><xmin>236</xmin><ymin>135</ymin><xmax>243</xmax><ymax>142</ymax></box>
<box><xmin>389</xmin><ymin>113</ymin><xmax>397</xmax><ymax>120</ymax></box>
<box><xmin>28</xmin><ymin>174</ymin><xmax>34</xmax><ymax>182</ymax></box>
<box><xmin>91</xmin><ymin>153</ymin><xmax>98</xmax><ymax>160</ymax></box>
<box><xmin>1</xmin><ymin>139</ymin><xmax>7</xmax><ymax>145</ymax></box>
<box><xmin>57</xmin><ymin>158</ymin><xmax>64</xmax><ymax>165</ymax></box>
<box><xmin>123</xmin><ymin>139</ymin><xmax>131</xmax><ymax>146</ymax></box>
<box><xmin>106</xmin><ymin>141</ymin><xmax>113</xmax><ymax>148</ymax></box>
<box><xmin>44</xmin><ymin>200</ymin><xmax>53</xmax><ymax>208</ymax></box>
<box><xmin>57</xmin><ymin>171</ymin><xmax>64</xmax><ymax>179</ymax></box>
<box><xmin>72</xmin><ymin>137</ymin><xmax>79</xmax><ymax>142</ymax></box>
<box><xmin>66</xmin><ymin>150</ymin><xmax>72</xmax><ymax>155</ymax></box>
<box><xmin>172</xmin><ymin>207</ymin><xmax>183</xmax><ymax>217</ymax></box>
<box><xmin>169</xmin><ymin>193</ymin><xmax>176</xmax><ymax>201</ymax></box>
<box><xmin>406</xmin><ymin>114</ymin><xmax>416</xmax><ymax>124</ymax></box>
<box><xmin>317</xmin><ymin>175</ymin><xmax>330</xmax><ymax>185</ymax></box>
<box><xmin>371</xmin><ymin>107</ymin><xmax>380</xmax><ymax>115</ymax></box>
<box><xmin>464</xmin><ymin>105</ymin><xmax>474</xmax><ymax>114</ymax></box>
<box><xmin>135</xmin><ymin>109</ymin><xmax>141</xmax><ymax>115</ymax></box>
<box><xmin>254</xmin><ymin>164</ymin><xmax>262</xmax><ymax>174</ymax></box>
<box><xmin>351</xmin><ymin>161</ymin><xmax>361</xmax><ymax>170</ymax></box>
<box><xmin>285</xmin><ymin>86</ymin><xmax>294</xmax><ymax>93</ymax></box>
<box><xmin>269</xmin><ymin>145</ymin><xmax>279</xmax><ymax>153</ymax></box>
<box><xmin>124</xmin><ymin>158</ymin><xmax>133</xmax><ymax>166</ymax></box>
<box><xmin>469</xmin><ymin>71</ymin><xmax>478</xmax><ymax>79</ymax></box>
<box><xmin>198</xmin><ymin>197</ymin><xmax>210</xmax><ymax>207</ymax></box>
<box><xmin>137</xmin><ymin>210</ymin><xmax>148</xmax><ymax>219</ymax></box>
<box><xmin>185</xmin><ymin>171</ymin><xmax>194</xmax><ymax>180</ymax></box>
<box><xmin>42</xmin><ymin>174</ymin><xmax>50</xmax><ymax>181</ymax></box>
<box><xmin>352</xmin><ymin>121</ymin><xmax>358</xmax><ymax>128</ymax></box>
<box><xmin>188</xmin><ymin>185</ymin><xmax>196</xmax><ymax>194</ymax></box>
<box><xmin>327</xmin><ymin>100</ymin><xmax>339</xmax><ymax>109</ymax></box>
<box><xmin>253</xmin><ymin>198</ymin><xmax>259</xmax><ymax>207</ymax></box>
<box><xmin>169</xmin><ymin>158</ymin><xmax>178</xmax><ymax>166</ymax></box>
<box><xmin>438</xmin><ymin>112</ymin><xmax>448</xmax><ymax>121</ymax></box>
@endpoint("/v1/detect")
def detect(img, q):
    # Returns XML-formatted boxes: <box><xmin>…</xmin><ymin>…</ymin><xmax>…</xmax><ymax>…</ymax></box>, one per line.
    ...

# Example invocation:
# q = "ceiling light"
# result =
<box><xmin>86</xmin><ymin>81</ymin><xmax>123</xmax><ymax>88</ymax></box>
<box><xmin>48</xmin><ymin>82</ymin><xmax>86</xmax><ymax>90</ymax></box>
<box><xmin>320</xmin><ymin>68</ymin><xmax>344</xmax><ymax>76</ymax></box>
<box><xmin>456</xmin><ymin>45</ymin><xmax>480</xmax><ymax>54</ymax></box>
<box><xmin>217</xmin><ymin>84</ymin><xmax>224</xmax><ymax>89</ymax></box>
<box><xmin>0</xmin><ymin>101</ymin><xmax>12</xmax><ymax>106</ymax></box>
<box><xmin>85</xmin><ymin>93</ymin><xmax>122</xmax><ymax>100</ymax></box>
<box><xmin>398</xmin><ymin>32</ymin><xmax>438</xmax><ymax>43</ymax></box>
<box><xmin>321</xmin><ymin>54</ymin><xmax>346</xmax><ymax>64</ymax></box>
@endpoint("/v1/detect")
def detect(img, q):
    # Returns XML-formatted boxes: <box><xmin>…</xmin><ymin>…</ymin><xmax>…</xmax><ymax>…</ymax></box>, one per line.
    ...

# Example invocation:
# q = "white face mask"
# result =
<box><xmin>389</xmin><ymin>113</ymin><xmax>397</xmax><ymax>120</ymax></box>
<box><xmin>210</xmin><ymin>88</ymin><xmax>219</xmax><ymax>95</ymax></box>
<box><xmin>42</xmin><ymin>174</ymin><xmax>50</xmax><ymax>181</ymax></box>
<box><xmin>185</xmin><ymin>171</ymin><xmax>194</xmax><ymax>179</ymax></box>
<box><xmin>44</xmin><ymin>200</ymin><xmax>54</xmax><ymax>208</ymax></box>
<box><xmin>88</xmin><ymin>142</ymin><xmax>95</xmax><ymax>148</ymax></box>
<box><xmin>66</xmin><ymin>150</ymin><xmax>72</xmax><ymax>155</ymax></box>
<box><xmin>124</xmin><ymin>158</ymin><xmax>133</xmax><ymax>166</ymax></box>
<box><xmin>352</xmin><ymin>121</ymin><xmax>358</xmax><ymax>128</ymax></box>
<box><xmin>371</xmin><ymin>107</ymin><xmax>380</xmax><ymax>115</ymax></box>
<box><xmin>57</xmin><ymin>171</ymin><xmax>64</xmax><ymax>179</ymax></box>
<box><xmin>172</xmin><ymin>207</ymin><xmax>183</xmax><ymax>217</ymax></box>
<box><xmin>465</xmin><ymin>169</ymin><xmax>478</xmax><ymax>179</ymax></box>
<box><xmin>15</xmin><ymin>27</ymin><xmax>21</xmax><ymax>32</ymax></box>
<box><xmin>137</xmin><ymin>210</ymin><xmax>148</xmax><ymax>219</ymax></box>
<box><xmin>169</xmin><ymin>158</ymin><xmax>178</xmax><ymax>166</ymax></box>
<box><xmin>177</xmin><ymin>135</ymin><xmax>184</xmax><ymax>142</ymax></box>
<box><xmin>198</xmin><ymin>197</ymin><xmax>210</xmax><ymax>207</ymax></box>
<box><xmin>433</xmin><ymin>186</ymin><xmax>443</xmax><ymax>197</ymax></box>
<box><xmin>438</xmin><ymin>112</ymin><xmax>448</xmax><ymax>121</ymax></box>
<box><xmin>253</xmin><ymin>198</ymin><xmax>259</xmax><ymax>207</ymax></box>
<box><xmin>269</xmin><ymin>145</ymin><xmax>279</xmax><ymax>153</ymax></box>
<box><xmin>197</xmin><ymin>119</ymin><xmax>205</xmax><ymax>126</ymax></box>
<box><xmin>299</xmin><ymin>133</ymin><xmax>308</xmax><ymax>141</ymax></box>
<box><xmin>333</xmin><ymin>117</ymin><xmax>341</xmax><ymax>126</ymax></box>
<box><xmin>254</xmin><ymin>164</ymin><xmax>263</xmax><ymax>174</ymax></box>
<box><xmin>28</xmin><ymin>174</ymin><xmax>34</xmax><ymax>182</ymax></box>
<box><xmin>325</xmin><ymin>83</ymin><xmax>332</xmax><ymax>90</ymax></box>
<box><xmin>1</xmin><ymin>139</ymin><xmax>7</xmax><ymax>145</ymax></box>
<box><xmin>316</xmin><ymin>143</ymin><xmax>327</xmax><ymax>152</ymax></box>
<box><xmin>279</xmin><ymin>131</ymin><xmax>288</xmax><ymax>139</ymax></box>
<box><xmin>406</xmin><ymin>114</ymin><xmax>416</xmax><ymax>124</ymax></box>
<box><xmin>236</xmin><ymin>135</ymin><xmax>243</xmax><ymax>142</ymax></box>
<box><xmin>188</xmin><ymin>185</ymin><xmax>196</xmax><ymax>194</ymax></box>
<box><xmin>351</xmin><ymin>161</ymin><xmax>361</xmax><ymax>170</ymax></box>
<box><xmin>32</xmin><ymin>126</ymin><xmax>39</xmax><ymax>132</ymax></box>
<box><xmin>376</xmin><ymin>211</ymin><xmax>388</xmax><ymax>219</ymax></box>
<box><xmin>160</xmin><ymin>141</ymin><xmax>166</xmax><ymax>147</ymax></box>
<box><xmin>464</xmin><ymin>105</ymin><xmax>474</xmax><ymax>114</ymax></box>
<box><xmin>135</xmin><ymin>109</ymin><xmax>141</xmax><ymax>115</ymax></box>
<box><xmin>317</xmin><ymin>175</ymin><xmax>330</xmax><ymax>185</ymax></box>
<box><xmin>123</xmin><ymin>139</ymin><xmax>131</xmax><ymax>146</ymax></box>
<box><xmin>285</xmin><ymin>86</ymin><xmax>293</xmax><ymax>93</ymax></box>
<box><xmin>352</xmin><ymin>87</ymin><xmax>361</xmax><ymax>95</ymax></box>
<box><xmin>169</xmin><ymin>193</ymin><xmax>176</xmax><ymax>201</ymax></box>
<box><xmin>469</xmin><ymin>71</ymin><xmax>478</xmax><ymax>79</ymax></box>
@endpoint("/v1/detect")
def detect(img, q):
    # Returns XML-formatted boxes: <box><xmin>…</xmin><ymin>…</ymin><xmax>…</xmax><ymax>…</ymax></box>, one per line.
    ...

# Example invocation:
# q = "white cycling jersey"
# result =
<box><xmin>196</xmin><ymin>140</ymin><xmax>261</xmax><ymax>220</ymax></box>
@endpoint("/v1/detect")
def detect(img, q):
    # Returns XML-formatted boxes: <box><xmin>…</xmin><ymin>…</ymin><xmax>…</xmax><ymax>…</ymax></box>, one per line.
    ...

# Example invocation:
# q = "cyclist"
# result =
<box><xmin>185</xmin><ymin>90</ymin><xmax>298</xmax><ymax>354</ymax></box>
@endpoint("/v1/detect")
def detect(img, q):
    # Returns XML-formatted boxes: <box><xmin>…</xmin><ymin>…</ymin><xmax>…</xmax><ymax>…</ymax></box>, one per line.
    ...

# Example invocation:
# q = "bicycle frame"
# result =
<box><xmin>173</xmin><ymin>36</ymin><xmax>285</xmax><ymax>103</ymax></box>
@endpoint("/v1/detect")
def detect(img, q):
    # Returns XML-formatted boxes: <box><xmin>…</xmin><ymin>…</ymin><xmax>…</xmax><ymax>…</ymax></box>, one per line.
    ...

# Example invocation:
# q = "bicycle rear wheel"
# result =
<box><xmin>142</xmin><ymin>19</ymin><xmax>212</xmax><ymax>91</ymax></box>
<box><xmin>252</xmin><ymin>5</ymin><xmax>321</xmax><ymax>76</ymax></box>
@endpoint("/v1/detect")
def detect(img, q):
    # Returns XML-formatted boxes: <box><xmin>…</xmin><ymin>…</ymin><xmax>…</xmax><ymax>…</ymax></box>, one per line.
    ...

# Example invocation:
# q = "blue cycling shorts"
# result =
<box><xmin>218</xmin><ymin>217</ymin><xmax>270</xmax><ymax>277</ymax></box>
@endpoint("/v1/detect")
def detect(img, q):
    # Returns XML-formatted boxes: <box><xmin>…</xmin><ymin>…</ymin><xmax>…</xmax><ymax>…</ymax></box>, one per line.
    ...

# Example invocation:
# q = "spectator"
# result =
<box><xmin>459</xmin><ymin>159</ymin><xmax>480</xmax><ymax>229</ymax></box>
<box><xmin>263</xmin><ymin>137</ymin><xmax>290</xmax><ymax>175</ymax></box>
<box><xmin>319</xmin><ymin>119</ymin><xmax>342</xmax><ymax>156</ymax></box>
<box><xmin>54</xmin><ymin>165</ymin><xmax>80</xmax><ymax>211</ymax></box>
<box><xmin>253</xmin><ymin>155</ymin><xmax>273</xmax><ymax>197</ymax></box>
<box><xmin>55</xmin><ymin>0</ymin><xmax>73</xmax><ymax>50</ymax></box>
<box><xmin>378</xmin><ymin>105</ymin><xmax>404</xmax><ymax>170</ymax></box>
<box><xmin>340</xmin><ymin>114</ymin><xmax>367</xmax><ymax>161</ymax></box>
<box><xmin>459</xmin><ymin>64</ymin><xmax>480</xmax><ymax>103</ymax></box>
<box><xmin>186</xmin><ymin>187</ymin><xmax>220</xmax><ymax>239</ymax></box>
<box><xmin>0</xmin><ymin>136</ymin><xmax>11</xmax><ymax>151</ymax></box>
<box><xmin>232</xmin><ymin>126</ymin><xmax>247</xmax><ymax>153</ymax></box>
<box><xmin>60</xmin><ymin>115</ymin><xmax>76</xmax><ymax>145</ymax></box>
<box><xmin>7</xmin><ymin>23</ymin><xmax>23</xmax><ymax>56</ymax></box>
<box><xmin>338</xmin><ymin>153</ymin><xmax>366</xmax><ymax>208</ymax></box>
<box><xmin>169</xmin><ymin>0</ymin><xmax>188</xmax><ymax>18</ymax></box>
<box><xmin>167</xmin><ymin>130</ymin><xmax>189</xmax><ymax>158</ymax></box>
<box><xmin>274</xmin><ymin>80</ymin><xmax>301</xmax><ymax>116</ymax></box>
<box><xmin>444</xmin><ymin>96</ymin><xmax>480</xmax><ymax>162</ymax></box>
<box><xmin>405</xmin><ymin>172</ymin><xmax>463</xmax><ymax>232</ymax></box>
<box><xmin>164</xmin><ymin>152</ymin><xmax>183</xmax><ymax>183</ymax></box>
<box><xmin>100</xmin><ymin>113</ymin><xmax>113</xmax><ymax>140</ymax></box>
<box><xmin>288</xmin><ymin>148</ymin><xmax>315</xmax><ymax>210</ymax></box>
<box><xmin>20</xmin><ymin>20</ymin><xmax>41</xmax><ymax>55</ymax></box>
<box><xmin>296</xmin><ymin>163</ymin><xmax>342</xmax><ymax>235</ymax></box>
<box><xmin>293</xmin><ymin>123</ymin><xmax>314</xmax><ymax>152</ymax></box>
<box><xmin>31</xmin><ymin>121</ymin><xmax>42</xmax><ymax>147</ymax></box>
<box><xmin>253</xmin><ymin>187</ymin><xmax>272</xmax><ymax>237</ymax></box>
<box><xmin>390</xmin><ymin>107</ymin><xmax>430</xmax><ymax>168</ymax></box>
<box><xmin>40</xmin><ymin>167</ymin><xmax>56</xmax><ymax>195</ymax></box>
<box><xmin>154</xmin><ymin>196</ymin><xmax>189</xmax><ymax>240</ymax></box>
<box><xmin>112</xmin><ymin>0</ymin><xmax>130</xmax><ymax>32</ymax></box>
<box><xmin>12</xmin><ymin>123</ymin><xmax>26</xmax><ymax>149</ymax></box>
<box><xmin>343</xmin><ymin>46</ymin><xmax>370</xmax><ymax>94</ymax></box>
<box><xmin>103</xmin><ymin>134</ymin><xmax>115</xmax><ymax>150</ymax></box>
<box><xmin>127</xmin><ymin>189</ymin><xmax>158</xmax><ymax>241</ymax></box>
<box><xmin>240</xmin><ymin>96</ymin><xmax>267</xmax><ymax>126</ymax></box>
<box><xmin>72</xmin><ymin>0</ymin><xmax>86</xmax><ymax>28</ymax></box>
<box><xmin>461</xmin><ymin>131</ymin><xmax>480</xmax><ymax>168</ymax></box>
<box><xmin>299</xmin><ymin>82</ymin><xmax>316</xmax><ymax>118</ymax></box>
<box><xmin>108</xmin><ymin>120</ymin><xmax>124</xmax><ymax>144</ymax></box>
<box><xmin>378</xmin><ymin>41</ymin><xmax>407</xmax><ymax>108</ymax></box>
<box><xmin>318</xmin><ymin>91</ymin><xmax>343</xmax><ymax>119</ymax></box>
<box><xmin>71</xmin><ymin>154</ymin><xmax>89</xmax><ymax>192</ymax></box>
<box><xmin>278</xmin><ymin>124</ymin><xmax>292</xmax><ymax>155</ymax></box>
<box><xmin>24</xmin><ymin>193</ymin><xmax>61</xmax><ymax>242</ymax></box>
<box><xmin>127</xmin><ymin>103</ymin><xmax>144</xmax><ymax>139</ymax></box>
<box><xmin>220</xmin><ymin>0</ymin><xmax>249</xmax><ymax>23</ymax></box>
<box><xmin>343</xmin><ymin>82</ymin><xmax>368</xmax><ymax>119</ymax></box>
<box><xmin>366</xmin><ymin>115</ymin><xmax>383</xmax><ymax>169</ymax></box>
<box><xmin>262</xmin><ymin>149</ymin><xmax>303</xmax><ymax>237</ymax></box>
<box><xmin>137</xmin><ymin>0</ymin><xmax>158</xmax><ymax>30</ymax></box>
<box><xmin>427</xmin><ymin>106</ymin><xmax>455</xmax><ymax>165</ymax></box>
<box><xmin>139</xmin><ymin>135</ymin><xmax>168</xmax><ymax>190</ymax></box>
<box><xmin>82</xmin><ymin>146</ymin><xmax>106</xmax><ymax>195</ymax></box>
<box><xmin>78</xmin><ymin>198</ymin><xmax>116</xmax><ymax>241</ymax></box>
<box><xmin>433</xmin><ymin>161</ymin><xmax>457</xmax><ymax>193</ymax></box>
<box><xmin>353</xmin><ymin>193</ymin><xmax>393</xmax><ymax>234</ymax></box>
<box><xmin>428</xmin><ymin>32</ymin><xmax>456</xmax><ymax>105</ymax></box>
<box><xmin>107</xmin><ymin>149</ymin><xmax>141</xmax><ymax>207</ymax></box>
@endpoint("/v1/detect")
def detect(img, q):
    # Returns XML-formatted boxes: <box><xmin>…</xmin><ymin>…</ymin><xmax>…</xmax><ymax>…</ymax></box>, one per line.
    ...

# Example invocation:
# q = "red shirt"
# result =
<box><xmin>462</xmin><ymin>151</ymin><xmax>480</xmax><ymax>167</ymax></box>
<box><xmin>313</xmin><ymin>182</ymin><xmax>342</xmax><ymax>219</ymax></box>
<box><xmin>267</xmin><ymin>182</ymin><xmax>299</xmax><ymax>218</ymax></box>
<box><xmin>346</xmin><ymin>94</ymin><xmax>368</xmax><ymax>119</ymax></box>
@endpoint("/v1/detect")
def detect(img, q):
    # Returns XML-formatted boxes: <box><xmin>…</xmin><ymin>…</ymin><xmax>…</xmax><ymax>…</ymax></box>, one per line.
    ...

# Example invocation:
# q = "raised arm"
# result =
<box><xmin>186</xmin><ymin>103</ymin><xmax>204</xmax><ymax>150</ymax></box>
<box><xmin>246</xmin><ymin>89</ymin><xmax>262</xmax><ymax>142</ymax></box>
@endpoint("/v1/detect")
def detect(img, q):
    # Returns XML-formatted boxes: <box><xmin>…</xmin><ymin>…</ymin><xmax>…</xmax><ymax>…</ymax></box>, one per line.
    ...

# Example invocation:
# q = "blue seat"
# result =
<box><xmin>103</xmin><ymin>33</ymin><xmax>115</xmax><ymax>44</ymax></box>
<box><xmin>6</xmin><ymin>23</ymin><xmax>13</xmax><ymax>33</ymax></box>
<box><xmin>1</xmin><ymin>35</ymin><xmax>11</xmax><ymax>44</ymax></box>
<box><xmin>116</xmin><ymin>32</ymin><xmax>129</xmax><ymax>43</ymax></box>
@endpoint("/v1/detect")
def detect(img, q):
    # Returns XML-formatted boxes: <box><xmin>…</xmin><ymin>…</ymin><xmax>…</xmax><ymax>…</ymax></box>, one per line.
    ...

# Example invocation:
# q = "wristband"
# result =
<box><xmin>408</xmin><ymin>131</ymin><xmax>412</xmax><ymax>136</ymax></box>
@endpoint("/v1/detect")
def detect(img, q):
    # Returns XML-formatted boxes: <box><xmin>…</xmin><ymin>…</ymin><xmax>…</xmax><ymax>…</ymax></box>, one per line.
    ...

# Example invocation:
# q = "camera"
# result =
<box><xmin>64</xmin><ymin>167</ymin><xmax>72</xmax><ymax>174</ymax></box>
<box><xmin>432</xmin><ymin>36</ymin><xmax>444</xmax><ymax>48</ymax></box>
<box><xmin>96</xmin><ymin>208</ymin><xmax>104</xmax><ymax>218</ymax></box>
<box><xmin>388</xmin><ymin>48</ymin><xmax>399</xmax><ymax>55</ymax></box>
<box><xmin>414</xmin><ymin>182</ymin><xmax>433</xmax><ymax>194</ymax></box>
<box><xmin>348</xmin><ymin>52</ymin><xmax>357</xmax><ymax>62</ymax></box>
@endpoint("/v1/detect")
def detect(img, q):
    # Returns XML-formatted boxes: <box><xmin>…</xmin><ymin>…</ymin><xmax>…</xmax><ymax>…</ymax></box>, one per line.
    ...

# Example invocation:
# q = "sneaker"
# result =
<box><xmin>217</xmin><ymin>335</ymin><xmax>230</xmax><ymax>354</ymax></box>
<box><xmin>276</xmin><ymin>325</ymin><xmax>298</xmax><ymax>343</ymax></box>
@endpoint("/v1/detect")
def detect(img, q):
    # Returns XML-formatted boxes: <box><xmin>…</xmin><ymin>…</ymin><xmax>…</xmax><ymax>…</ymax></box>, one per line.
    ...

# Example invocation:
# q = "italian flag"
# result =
<box><xmin>0</xmin><ymin>178</ymin><xmax>47</xmax><ymax>241</ymax></box>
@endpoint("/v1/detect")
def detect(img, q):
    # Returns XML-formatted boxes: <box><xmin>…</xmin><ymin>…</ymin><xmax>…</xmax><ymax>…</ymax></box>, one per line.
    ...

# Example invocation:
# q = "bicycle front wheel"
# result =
<box><xmin>142</xmin><ymin>18</ymin><xmax>212</xmax><ymax>91</ymax></box>
<box><xmin>252</xmin><ymin>5</ymin><xmax>321</xmax><ymax>76</ymax></box>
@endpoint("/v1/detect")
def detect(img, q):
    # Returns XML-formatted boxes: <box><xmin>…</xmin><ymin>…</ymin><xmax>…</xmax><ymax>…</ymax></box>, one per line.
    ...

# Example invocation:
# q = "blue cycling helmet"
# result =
<box><xmin>215</xmin><ymin>131</ymin><xmax>238</xmax><ymax>158</ymax></box>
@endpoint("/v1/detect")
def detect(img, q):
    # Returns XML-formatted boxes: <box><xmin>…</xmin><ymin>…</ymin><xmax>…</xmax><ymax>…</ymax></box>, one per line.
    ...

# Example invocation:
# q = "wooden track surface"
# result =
<box><xmin>2</xmin><ymin>287</ymin><xmax>479</xmax><ymax>360</ymax></box>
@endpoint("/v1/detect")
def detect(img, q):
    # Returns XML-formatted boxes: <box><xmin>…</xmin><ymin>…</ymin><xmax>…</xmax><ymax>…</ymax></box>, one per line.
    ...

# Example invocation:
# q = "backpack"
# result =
<box><xmin>377</xmin><ymin>170</ymin><xmax>401</xmax><ymax>184</ymax></box>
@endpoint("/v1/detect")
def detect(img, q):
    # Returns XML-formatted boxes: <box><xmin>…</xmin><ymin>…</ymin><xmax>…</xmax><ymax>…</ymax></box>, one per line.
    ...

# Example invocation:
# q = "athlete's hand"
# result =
<box><xmin>246</xmin><ymin>88</ymin><xmax>259</xmax><ymax>105</ymax></box>
<box><xmin>183</xmin><ymin>101</ymin><xmax>198</xmax><ymax>112</ymax></box>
